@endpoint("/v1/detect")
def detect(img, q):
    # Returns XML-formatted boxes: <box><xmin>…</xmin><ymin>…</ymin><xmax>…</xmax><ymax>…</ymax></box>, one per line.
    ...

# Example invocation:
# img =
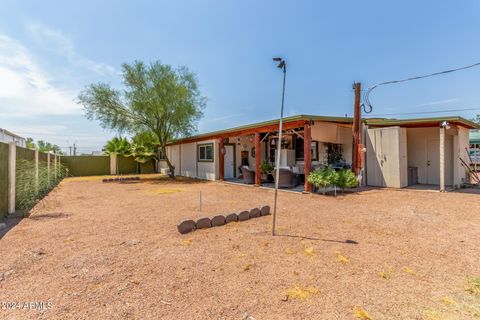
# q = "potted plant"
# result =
<box><xmin>307</xmin><ymin>166</ymin><xmax>336</xmax><ymax>195</ymax></box>
<box><xmin>260</xmin><ymin>160</ymin><xmax>274</xmax><ymax>181</ymax></box>
<box><xmin>333</xmin><ymin>169</ymin><xmax>358</xmax><ymax>192</ymax></box>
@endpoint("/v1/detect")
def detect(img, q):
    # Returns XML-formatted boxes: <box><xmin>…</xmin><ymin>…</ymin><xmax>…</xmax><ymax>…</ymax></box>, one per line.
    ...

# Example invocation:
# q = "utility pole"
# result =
<box><xmin>69</xmin><ymin>145</ymin><xmax>72</xmax><ymax>156</ymax></box>
<box><xmin>352</xmin><ymin>82</ymin><xmax>362</xmax><ymax>175</ymax></box>
<box><xmin>73</xmin><ymin>142</ymin><xmax>77</xmax><ymax>156</ymax></box>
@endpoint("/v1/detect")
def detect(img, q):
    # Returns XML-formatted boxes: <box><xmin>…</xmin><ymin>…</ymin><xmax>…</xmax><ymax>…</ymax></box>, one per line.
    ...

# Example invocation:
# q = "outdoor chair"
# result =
<box><xmin>273</xmin><ymin>168</ymin><xmax>299</xmax><ymax>188</ymax></box>
<box><xmin>241</xmin><ymin>166</ymin><xmax>256</xmax><ymax>184</ymax></box>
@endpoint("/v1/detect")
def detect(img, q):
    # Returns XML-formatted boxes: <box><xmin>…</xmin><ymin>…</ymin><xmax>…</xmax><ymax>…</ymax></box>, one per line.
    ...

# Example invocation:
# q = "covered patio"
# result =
<box><xmin>215</xmin><ymin>115</ymin><xmax>354</xmax><ymax>192</ymax></box>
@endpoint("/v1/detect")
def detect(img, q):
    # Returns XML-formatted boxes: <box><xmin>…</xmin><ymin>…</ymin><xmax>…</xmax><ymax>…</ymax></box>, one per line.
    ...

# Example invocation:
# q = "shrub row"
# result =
<box><xmin>307</xmin><ymin>167</ymin><xmax>358</xmax><ymax>194</ymax></box>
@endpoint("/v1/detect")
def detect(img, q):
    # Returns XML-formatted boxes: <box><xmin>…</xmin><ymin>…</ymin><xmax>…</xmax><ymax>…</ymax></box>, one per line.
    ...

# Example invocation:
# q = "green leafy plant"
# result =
<box><xmin>307</xmin><ymin>166</ymin><xmax>336</xmax><ymax>194</ymax></box>
<box><xmin>259</xmin><ymin>160</ymin><xmax>274</xmax><ymax>174</ymax></box>
<box><xmin>334</xmin><ymin>169</ymin><xmax>358</xmax><ymax>192</ymax></box>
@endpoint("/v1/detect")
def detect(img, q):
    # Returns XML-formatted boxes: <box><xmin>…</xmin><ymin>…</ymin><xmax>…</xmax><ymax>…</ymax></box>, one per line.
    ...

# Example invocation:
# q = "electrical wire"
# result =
<box><xmin>363</xmin><ymin>62</ymin><xmax>480</xmax><ymax>113</ymax></box>
<box><xmin>365</xmin><ymin>107</ymin><xmax>480</xmax><ymax>117</ymax></box>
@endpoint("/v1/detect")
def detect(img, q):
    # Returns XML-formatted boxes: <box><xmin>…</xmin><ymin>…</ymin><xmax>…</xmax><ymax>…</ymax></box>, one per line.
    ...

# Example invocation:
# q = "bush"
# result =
<box><xmin>307</xmin><ymin>166</ymin><xmax>336</xmax><ymax>194</ymax></box>
<box><xmin>334</xmin><ymin>169</ymin><xmax>358</xmax><ymax>192</ymax></box>
<box><xmin>307</xmin><ymin>167</ymin><xmax>358</xmax><ymax>194</ymax></box>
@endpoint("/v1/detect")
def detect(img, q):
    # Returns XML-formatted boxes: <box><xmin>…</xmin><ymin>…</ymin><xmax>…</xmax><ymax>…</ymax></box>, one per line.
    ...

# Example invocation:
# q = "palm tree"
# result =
<box><xmin>130</xmin><ymin>131</ymin><xmax>158</xmax><ymax>173</ymax></box>
<box><xmin>104</xmin><ymin>137</ymin><xmax>131</xmax><ymax>174</ymax></box>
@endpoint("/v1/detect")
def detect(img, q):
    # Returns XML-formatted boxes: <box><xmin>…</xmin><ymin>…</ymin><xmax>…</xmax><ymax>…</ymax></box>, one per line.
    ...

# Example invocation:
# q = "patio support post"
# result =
<box><xmin>219</xmin><ymin>138</ymin><xmax>224</xmax><ymax>181</ymax></box>
<box><xmin>439</xmin><ymin>126</ymin><xmax>446</xmax><ymax>192</ymax></box>
<box><xmin>304</xmin><ymin>122</ymin><xmax>312</xmax><ymax>192</ymax></box>
<box><xmin>255</xmin><ymin>132</ymin><xmax>261</xmax><ymax>186</ymax></box>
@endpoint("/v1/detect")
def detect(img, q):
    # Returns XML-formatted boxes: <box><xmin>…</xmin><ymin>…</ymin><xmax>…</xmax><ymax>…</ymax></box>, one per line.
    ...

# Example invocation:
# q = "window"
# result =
<box><xmin>198</xmin><ymin>143</ymin><xmax>214</xmax><ymax>162</ymax></box>
<box><xmin>294</xmin><ymin>136</ymin><xmax>318</xmax><ymax>161</ymax></box>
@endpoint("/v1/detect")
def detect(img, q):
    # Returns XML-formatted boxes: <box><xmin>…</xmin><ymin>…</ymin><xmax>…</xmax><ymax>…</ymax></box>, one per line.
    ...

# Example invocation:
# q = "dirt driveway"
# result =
<box><xmin>0</xmin><ymin>176</ymin><xmax>479</xmax><ymax>319</ymax></box>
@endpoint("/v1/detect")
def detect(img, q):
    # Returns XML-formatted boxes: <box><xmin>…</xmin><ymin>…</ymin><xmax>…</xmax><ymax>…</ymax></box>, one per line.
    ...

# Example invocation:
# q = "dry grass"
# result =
<box><xmin>285</xmin><ymin>286</ymin><xmax>319</xmax><ymax>300</ymax></box>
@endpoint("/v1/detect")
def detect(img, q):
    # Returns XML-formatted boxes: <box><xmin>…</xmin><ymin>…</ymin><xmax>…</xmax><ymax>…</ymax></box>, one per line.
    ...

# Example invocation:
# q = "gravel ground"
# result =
<box><xmin>0</xmin><ymin>175</ymin><xmax>479</xmax><ymax>320</ymax></box>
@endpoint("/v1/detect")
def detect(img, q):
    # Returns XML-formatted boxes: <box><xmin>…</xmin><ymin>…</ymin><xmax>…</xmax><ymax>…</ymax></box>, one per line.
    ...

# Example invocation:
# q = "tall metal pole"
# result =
<box><xmin>272</xmin><ymin>60</ymin><xmax>286</xmax><ymax>236</ymax></box>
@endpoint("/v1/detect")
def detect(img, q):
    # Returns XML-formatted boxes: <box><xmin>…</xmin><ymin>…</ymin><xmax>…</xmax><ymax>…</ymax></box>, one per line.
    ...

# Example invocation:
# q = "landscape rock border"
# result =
<box><xmin>177</xmin><ymin>205</ymin><xmax>270</xmax><ymax>234</ymax></box>
<box><xmin>102</xmin><ymin>177</ymin><xmax>140</xmax><ymax>183</ymax></box>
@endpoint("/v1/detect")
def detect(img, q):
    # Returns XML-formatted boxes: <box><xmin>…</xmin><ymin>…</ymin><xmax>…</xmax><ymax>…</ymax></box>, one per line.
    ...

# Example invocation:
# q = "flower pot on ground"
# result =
<box><xmin>307</xmin><ymin>166</ymin><xmax>336</xmax><ymax>195</ymax></box>
<box><xmin>334</xmin><ymin>169</ymin><xmax>358</xmax><ymax>192</ymax></box>
<box><xmin>260</xmin><ymin>160</ymin><xmax>274</xmax><ymax>182</ymax></box>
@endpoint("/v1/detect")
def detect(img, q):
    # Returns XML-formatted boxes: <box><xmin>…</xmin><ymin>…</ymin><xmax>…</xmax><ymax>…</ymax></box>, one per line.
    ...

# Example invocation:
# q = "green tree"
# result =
<box><xmin>130</xmin><ymin>131</ymin><xmax>158</xmax><ymax>173</ymax></box>
<box><xmin>78</xmin><ymin>61</ymin><xmax>206</xmax><ymax>177</ymax></box>
<box><xmin>103</xmin><ymin>137</ymin><xmax>131</xmax><ymax>157</ymax></box>
<box><xmin>37</xmin><ymin>140</ymin><xmax>62</xmax><ymax>154</ymax></box>
<box><xmin>26</xmin><ymin>137</ymin><xmax>36</xmax><ymax>149</ymax></box>
<box><xmin>471</xmin><ymin>114</ymin><xmax>480</xmax><ymax>126</ymax></box>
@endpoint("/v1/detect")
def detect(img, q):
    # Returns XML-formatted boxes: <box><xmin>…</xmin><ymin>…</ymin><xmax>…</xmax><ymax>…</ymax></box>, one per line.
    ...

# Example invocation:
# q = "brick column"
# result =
<box><xmin>7</xmin><ymin>142</ymin><xmax>16</xmax><ymax>214</ymax></box>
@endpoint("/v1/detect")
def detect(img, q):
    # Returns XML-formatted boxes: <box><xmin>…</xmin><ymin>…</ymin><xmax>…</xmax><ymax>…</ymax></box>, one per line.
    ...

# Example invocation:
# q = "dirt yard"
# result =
<box><xmin>0</xmin><ymin>175</ymin><xmax>479</xmax><ymax>320</ymax></box>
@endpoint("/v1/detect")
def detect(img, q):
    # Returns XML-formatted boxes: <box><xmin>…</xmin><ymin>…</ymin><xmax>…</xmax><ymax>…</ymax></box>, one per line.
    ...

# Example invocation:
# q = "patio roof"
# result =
<box><xmin>167</xmin><ymin>114</ymin><xmax>480</xmax><ymax>146</ymax></box>
<box><xmin>167</xmin><ymin>114</ymin><xmax>353</xmax><ymax>145</ymax></box>
<box><xmin>364</xmin><ymin>116</ymin><xmax>480</xmax><ymax>129</ymax></box>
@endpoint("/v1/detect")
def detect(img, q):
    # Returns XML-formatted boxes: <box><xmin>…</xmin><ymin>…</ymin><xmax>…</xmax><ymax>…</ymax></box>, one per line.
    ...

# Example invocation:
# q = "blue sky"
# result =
<box><xmin>1</xmin><ymin>0</ymin><xmax>479</xmax><ymax>153</ymax></box>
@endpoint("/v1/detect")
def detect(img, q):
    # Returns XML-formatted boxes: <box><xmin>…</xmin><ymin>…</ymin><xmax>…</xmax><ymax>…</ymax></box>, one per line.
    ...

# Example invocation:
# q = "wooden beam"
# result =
<box><xmin>218</xmin><ymin>138</ymin><xmax>224</xmax><ymax>181</ymax></box>
<box><xmin>255</xmin><ymin>132</ymin><xmax>261</xmax><ymax>186</ymax></box>
<box><xmin>303</xmin><ymin>122</ymin><xmax>312</xmax><ymax>192</ymax></box>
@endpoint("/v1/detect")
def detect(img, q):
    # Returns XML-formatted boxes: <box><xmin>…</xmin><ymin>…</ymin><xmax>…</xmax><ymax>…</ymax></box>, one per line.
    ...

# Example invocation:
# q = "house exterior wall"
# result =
<box><xmin>162</xmin><ymin>139</ymin><xmax>218</xmax><ymax>181</ymax></box>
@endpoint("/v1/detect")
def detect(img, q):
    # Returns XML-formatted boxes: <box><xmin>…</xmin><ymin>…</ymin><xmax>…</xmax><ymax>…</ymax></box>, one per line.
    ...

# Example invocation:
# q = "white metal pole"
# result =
<box><xmin>272</xmin><ymin>61</ymin><xmax>286</xmax><ymax>236</ymax></box>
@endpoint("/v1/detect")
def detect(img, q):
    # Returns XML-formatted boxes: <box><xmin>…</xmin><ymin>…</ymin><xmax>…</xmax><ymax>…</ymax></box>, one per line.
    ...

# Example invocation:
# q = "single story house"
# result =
<box><xmin>159</xmin><ymin>114</ymin><xmax>479</xmax><ymax>191</ymax></box>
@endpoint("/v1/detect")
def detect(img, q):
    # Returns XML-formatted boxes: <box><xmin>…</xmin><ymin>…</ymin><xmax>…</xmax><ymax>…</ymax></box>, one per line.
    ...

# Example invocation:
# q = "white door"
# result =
<box><xmin>224</xmin><ymin>145</ymin><xmax>235</xmax><ymax>179</ymax></box>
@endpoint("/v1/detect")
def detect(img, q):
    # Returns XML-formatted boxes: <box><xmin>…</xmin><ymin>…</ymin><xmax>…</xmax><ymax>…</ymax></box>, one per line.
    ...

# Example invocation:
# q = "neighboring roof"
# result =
<box><xmin>471</xmin><ymin>130</ymin><xmax>480</xmax><ymax>144</ymax></box>
<box><xmin>0</xmin><ymin>128</ymin><xmax>25</xmax><ymax>139</ymax></box>
<box><xmin>169</xmin><ymin>114</ymin><xmax>353</xmax><ymax>145</ymax></box>
<box><xmin>364</xmin><ymin>116</ymin><xmax>480</xmax><ymax>130</ymax></box>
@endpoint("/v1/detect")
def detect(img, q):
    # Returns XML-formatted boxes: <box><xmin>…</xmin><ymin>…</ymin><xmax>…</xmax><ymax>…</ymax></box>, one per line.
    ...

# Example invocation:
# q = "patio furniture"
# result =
<box><xmin>241</xmin><ymin>166</ymin><xmax>256</xmax><ymax>184</ymax></box>
<box><xmin>273</xmin><ymin>168</ymin><xmax>299</xmax><ymax>188</ymax></box>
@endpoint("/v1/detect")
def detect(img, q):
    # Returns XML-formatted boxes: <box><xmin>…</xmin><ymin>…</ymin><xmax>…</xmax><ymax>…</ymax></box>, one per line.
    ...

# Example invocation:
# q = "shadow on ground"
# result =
<box><xmin>276</xmin><ymin>233</ymin><xmax>359</xmax><ymax>244</ymax></box>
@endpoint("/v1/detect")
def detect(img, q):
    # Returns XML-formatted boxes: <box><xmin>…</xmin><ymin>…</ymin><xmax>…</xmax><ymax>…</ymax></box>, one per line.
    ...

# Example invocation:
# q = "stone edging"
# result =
<box><xmin>177</xmin><ymin>205</ymin><xmax>271</xmax><ymax>234</ymax></box>
<box><xmin>102</xmin><ymin>177</ymin><xmax>140</xmax><ymax>183</ymax></box>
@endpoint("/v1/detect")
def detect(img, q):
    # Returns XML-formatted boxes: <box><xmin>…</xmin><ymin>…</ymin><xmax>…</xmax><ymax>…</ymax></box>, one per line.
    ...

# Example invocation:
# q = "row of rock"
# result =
<box><xmin>177</xmin><ymin>205</ymin><xmax>271</xmax><ymax>234</ymax></box>
<box><xmin>102</xmin><ymin>177</ymin><xmax>140</xmax><ymax>183</ymax></box>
